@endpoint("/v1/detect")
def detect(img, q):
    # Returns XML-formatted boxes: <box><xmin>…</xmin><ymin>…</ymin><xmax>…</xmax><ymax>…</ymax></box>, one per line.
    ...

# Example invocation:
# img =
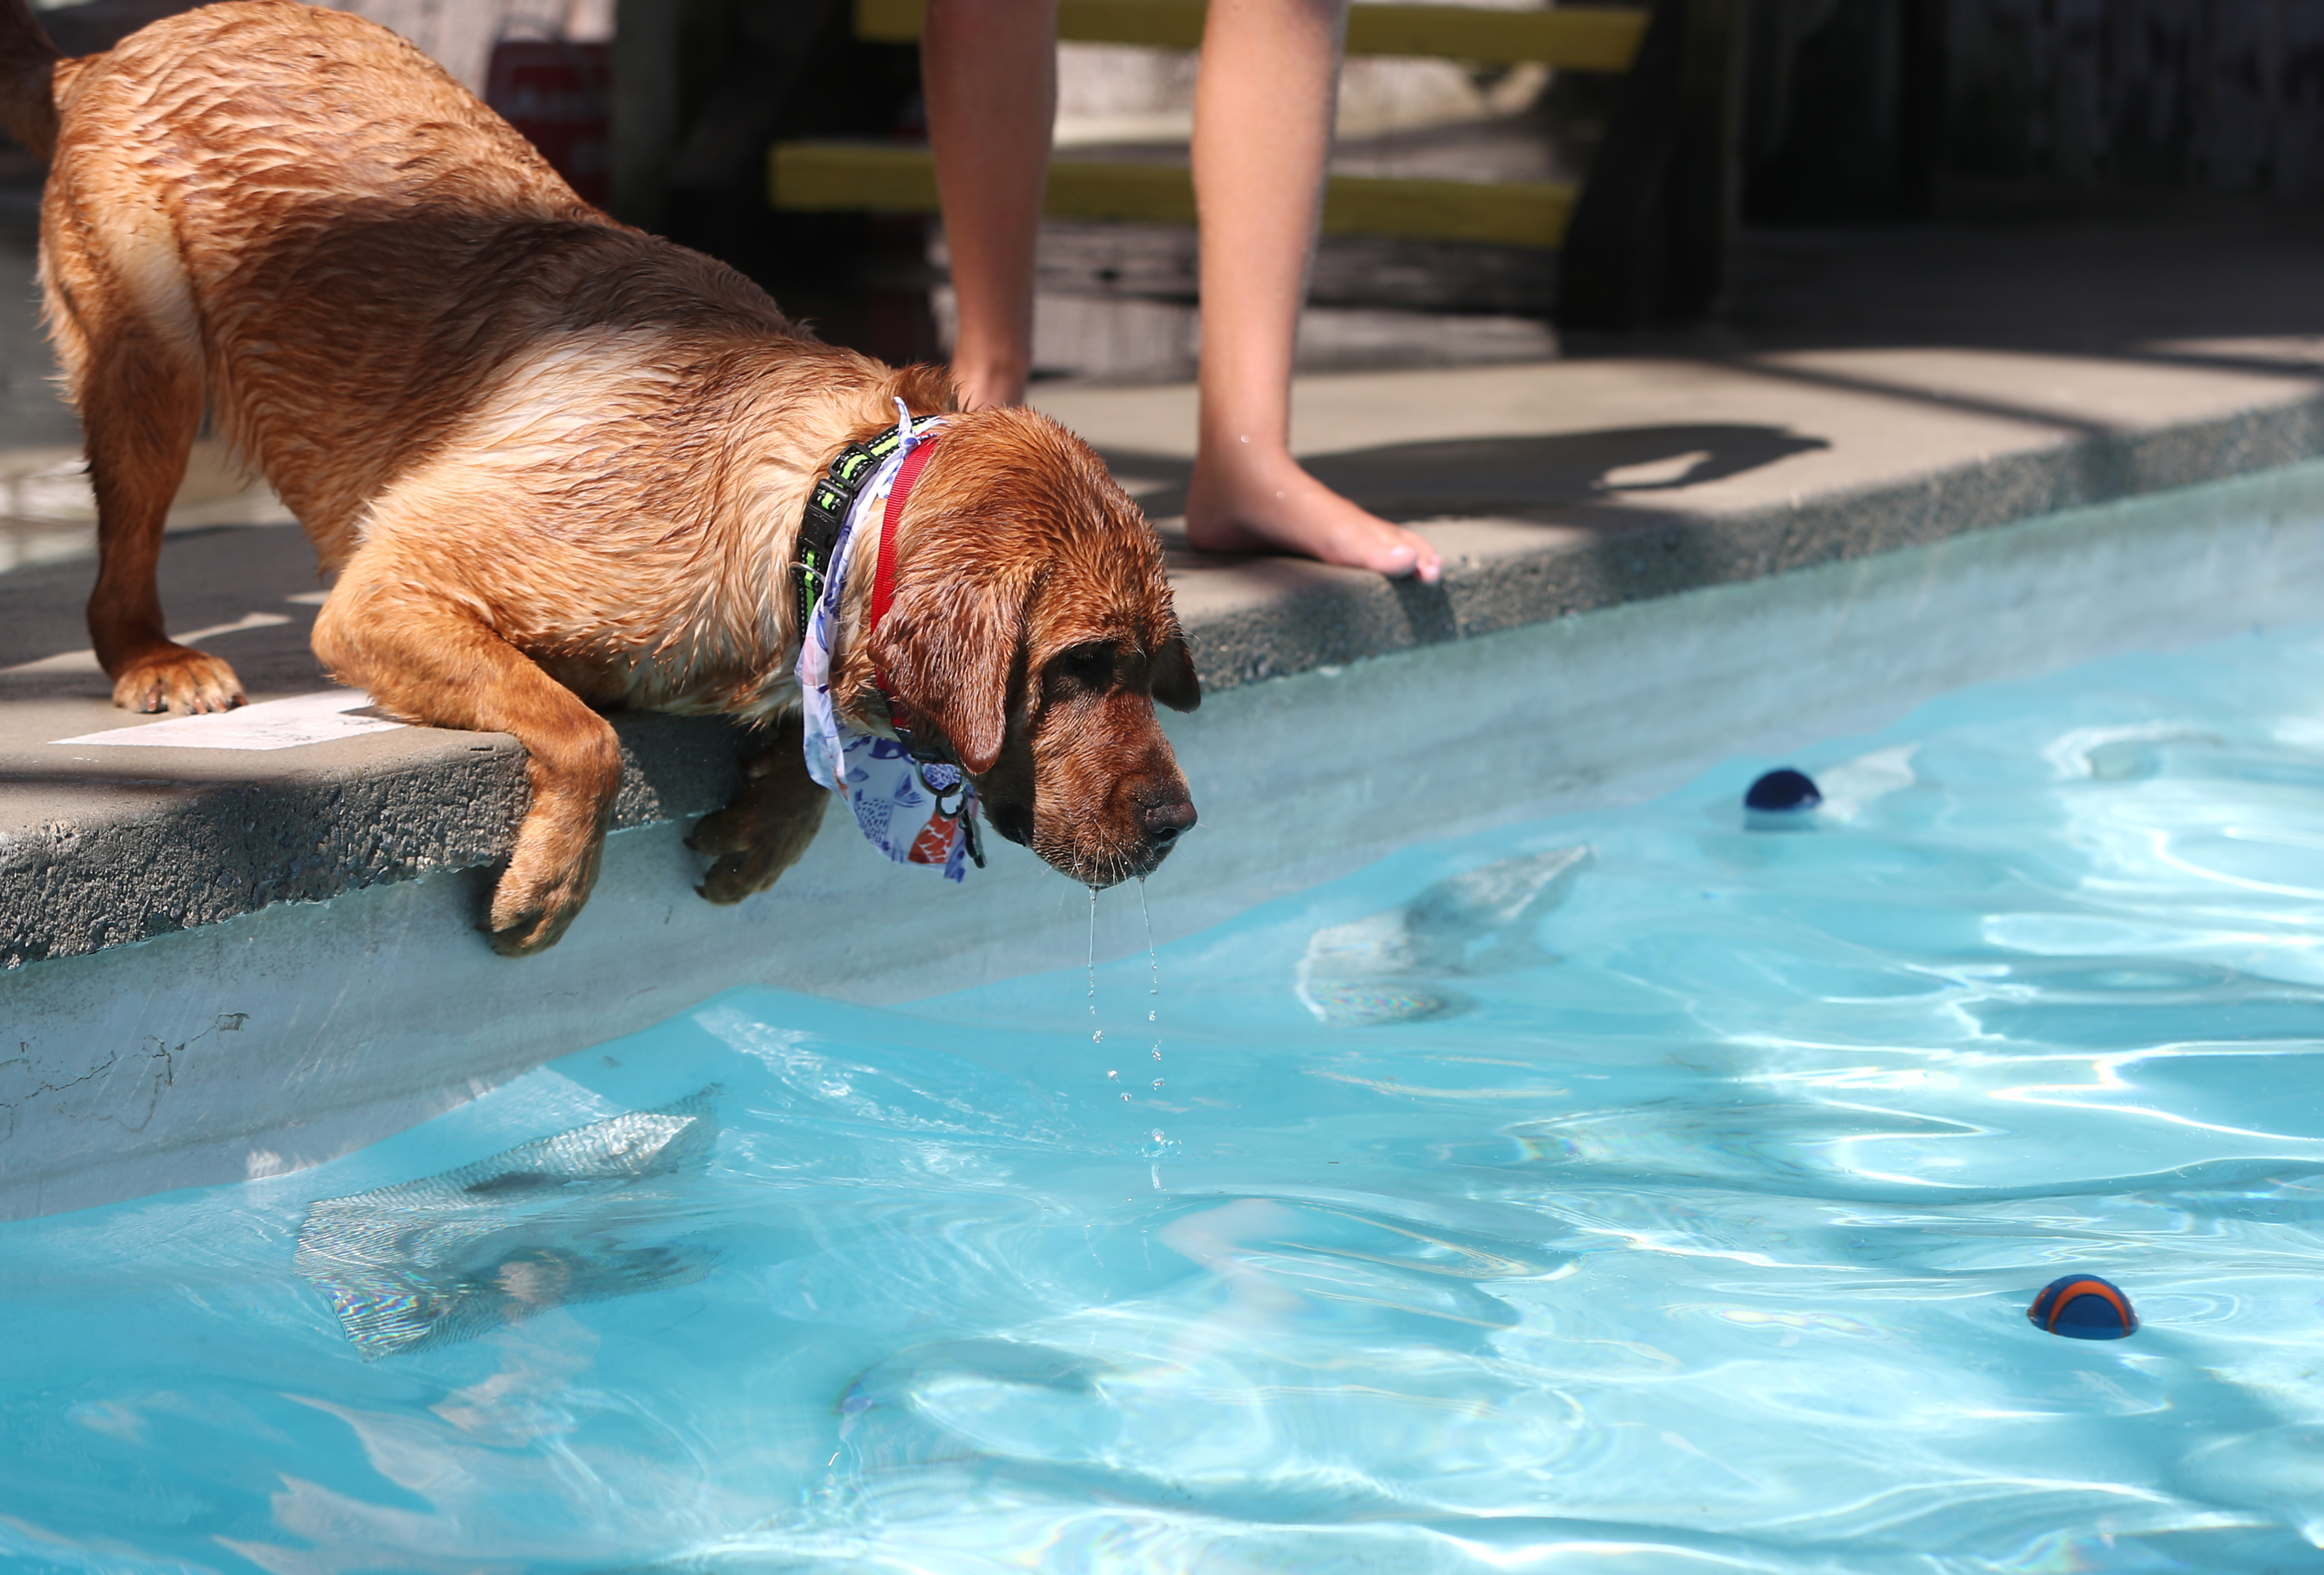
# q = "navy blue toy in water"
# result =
<box><xmin>2028</xmin><ymin>1275</ymin><xmax>2137</xmax><ymax>1340</ymax></box>
<box><xmin>1745</xmin><ymin>768</ymin><xmax>1822</xmax><ymax>814</ymax></box>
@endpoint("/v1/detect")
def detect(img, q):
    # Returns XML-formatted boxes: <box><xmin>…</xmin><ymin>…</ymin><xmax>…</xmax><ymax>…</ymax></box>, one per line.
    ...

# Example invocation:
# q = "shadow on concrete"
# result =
<box><xmin>0</xmin><ymin>769</ymin><xmax>196</xmax><ymax>799</ymax></box>
<box><xmin>0</xmin><ymin>524</ymin><xmax>329</xmax><ymax>689</ymax></box>
<box><xmin>1311</xmin><ymin>425</ymin><xmax>1833</xmax><ymax>519</ymax></box>
<box><xmin>1099</xmin><ymin>423</ymin><xmax>1830</xmax><ymax>526</ymax></box>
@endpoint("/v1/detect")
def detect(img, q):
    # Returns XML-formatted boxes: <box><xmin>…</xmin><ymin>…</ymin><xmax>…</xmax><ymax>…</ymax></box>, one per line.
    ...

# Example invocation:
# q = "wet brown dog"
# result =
<box><xmin>0</xmin><ymin>0</ymin><xmax>1198</xmax><ymax>954</ymax></box>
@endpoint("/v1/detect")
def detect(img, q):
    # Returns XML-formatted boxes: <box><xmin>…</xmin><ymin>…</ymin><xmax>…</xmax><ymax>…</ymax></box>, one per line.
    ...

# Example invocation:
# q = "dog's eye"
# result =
<box><xmin>1049</xmin><ymin>642</ymin><xmax>1115</xmax><ymax>693</ymax></box>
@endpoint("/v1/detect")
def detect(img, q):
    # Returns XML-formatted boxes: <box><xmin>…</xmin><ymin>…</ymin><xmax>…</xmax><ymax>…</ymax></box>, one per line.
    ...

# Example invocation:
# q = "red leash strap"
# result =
<box><xmin>868</xmin><ymin>433</ymin><xmax>941</xmax><ymax>725</ymax></box>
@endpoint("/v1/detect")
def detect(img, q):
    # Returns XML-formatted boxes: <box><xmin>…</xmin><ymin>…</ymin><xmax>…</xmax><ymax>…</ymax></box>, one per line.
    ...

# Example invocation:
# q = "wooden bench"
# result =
<box><xmin>761</xmin><ymin>0</ymin><xmax>1737</xmax><ymax>329</ymax></box>
<box><xmin>768</xmin><ymin>0</ymin><xmax>1648</xmax><ymax>251</ymax></box>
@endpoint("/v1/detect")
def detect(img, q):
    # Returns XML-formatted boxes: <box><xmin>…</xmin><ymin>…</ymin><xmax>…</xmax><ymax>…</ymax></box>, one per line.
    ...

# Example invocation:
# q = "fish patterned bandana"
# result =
<box><xmin>795</xmin><ymin>405</ymin><xmax>977</xmax><ymax>881</ymax></box>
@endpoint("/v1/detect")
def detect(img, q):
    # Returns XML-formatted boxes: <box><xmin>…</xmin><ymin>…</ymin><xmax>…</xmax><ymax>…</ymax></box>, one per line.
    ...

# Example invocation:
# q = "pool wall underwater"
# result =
<box><xmin>10</xmin><ymin>461</ymin><xmax>2324</xmax><ymax>1221</ymax></box>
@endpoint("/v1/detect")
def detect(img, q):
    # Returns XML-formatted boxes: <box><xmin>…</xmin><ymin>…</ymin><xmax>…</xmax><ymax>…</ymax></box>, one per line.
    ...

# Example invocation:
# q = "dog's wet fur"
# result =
<box><xmin>0</xmin><ymin>0</ymin><xmax>1198</xmax><ymax>953</ymax></box>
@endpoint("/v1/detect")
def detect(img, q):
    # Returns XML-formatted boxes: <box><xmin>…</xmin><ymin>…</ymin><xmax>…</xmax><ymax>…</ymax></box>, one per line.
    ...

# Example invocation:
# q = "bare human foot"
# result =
<box><xmin>1184</xmin><ymin>438</ymin><xmax>1442</xmax><ymax>583</ymax></box>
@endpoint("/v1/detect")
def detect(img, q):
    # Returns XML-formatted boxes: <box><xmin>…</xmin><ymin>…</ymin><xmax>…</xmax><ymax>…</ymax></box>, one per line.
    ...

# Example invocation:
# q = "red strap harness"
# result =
<box><xmin>866</xmin><ymin>433</ymin><xmax>942</xmax><ymax>736</ymax></box>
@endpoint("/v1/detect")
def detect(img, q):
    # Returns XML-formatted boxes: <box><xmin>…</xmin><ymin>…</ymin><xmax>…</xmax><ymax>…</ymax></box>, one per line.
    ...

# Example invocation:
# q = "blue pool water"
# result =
<box><xmin>12</xmin><ymin>624</ymin><xmax>2324</xmax><ymax>1572</ymax></box>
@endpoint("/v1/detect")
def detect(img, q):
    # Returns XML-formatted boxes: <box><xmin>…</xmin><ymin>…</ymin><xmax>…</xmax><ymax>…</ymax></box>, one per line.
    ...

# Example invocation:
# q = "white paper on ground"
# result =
<box><xmin>55</xmin><ymin>690</ymin><xmax>405</xmax><ymax>751</ymax></box>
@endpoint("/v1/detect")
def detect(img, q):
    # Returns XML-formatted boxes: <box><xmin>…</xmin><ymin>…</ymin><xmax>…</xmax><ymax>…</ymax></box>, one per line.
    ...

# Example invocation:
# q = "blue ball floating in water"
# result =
<box><xmin>2028</xmin><ymin>1274</ymin><xmax>2137</xmax><ymax>1340</ymax></box>
<box><xmin>1744</xmin><ymin>768</ymin><xmax>1822</xmax><ymax>814</ymax></box>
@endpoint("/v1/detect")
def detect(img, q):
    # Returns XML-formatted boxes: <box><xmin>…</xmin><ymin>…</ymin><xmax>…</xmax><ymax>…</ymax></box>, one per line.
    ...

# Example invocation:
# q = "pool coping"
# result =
<box><xmin>12</xmin><ymin>446</ymin><xmax>2324</xmax><ymax>1218</ymax></box>
<box><xmin>4</xmin><ymin>343</ymin><xmax>2323</xmax><ymax>975</ymax></box>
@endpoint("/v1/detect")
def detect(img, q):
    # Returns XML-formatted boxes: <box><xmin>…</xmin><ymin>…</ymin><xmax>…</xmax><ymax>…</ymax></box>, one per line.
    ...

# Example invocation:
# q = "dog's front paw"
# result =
<box><xmin>690</xmin><ymin>811</ymin><xmax>807</xmax><ymax>904</ymax></box>
<box><xmin>688</xmin><ymin>747</ymin><xmax>830</xmax><ymax>905</ymax></box>
<box><xmin>484</xmin><ymin>829</ymin><xmax>606</xmax><ymax>957</ymax></box>
<box><xmin>111</xmin><ymin>644</ymin><xmax>246</xmax><ymax>714</ymax></box>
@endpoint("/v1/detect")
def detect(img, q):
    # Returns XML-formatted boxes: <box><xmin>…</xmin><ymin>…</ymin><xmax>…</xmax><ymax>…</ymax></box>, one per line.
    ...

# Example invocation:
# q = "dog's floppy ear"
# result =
<box><xmin>872</xmin><ymin>570</ymin><xmax>1028</xmax><ymax>775</ymax></box>
<box><xmin>1152</xmin><ymin>627</ymin><xmax>1201</xmax><ymax>713</ymax></box>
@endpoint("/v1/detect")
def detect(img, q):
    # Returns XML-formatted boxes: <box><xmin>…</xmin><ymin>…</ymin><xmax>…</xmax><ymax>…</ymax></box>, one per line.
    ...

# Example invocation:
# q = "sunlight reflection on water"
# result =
<box><xmin>11</xmin><ymin>627</ymin><xmax>2324</xmax><ymax>1569</ymax></box>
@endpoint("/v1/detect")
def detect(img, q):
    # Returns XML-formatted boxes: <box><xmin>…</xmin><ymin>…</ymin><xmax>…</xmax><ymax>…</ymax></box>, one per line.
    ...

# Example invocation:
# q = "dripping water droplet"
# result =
<box><xmin>1139</xmin><ymin>880</ymin><xmax>1166</xmax><ymax>1081</ymax></box>
<box><xmin>1141</xmin><ymin>880</ymin><xmax>1159</xmax><ymax>995</ymax></box>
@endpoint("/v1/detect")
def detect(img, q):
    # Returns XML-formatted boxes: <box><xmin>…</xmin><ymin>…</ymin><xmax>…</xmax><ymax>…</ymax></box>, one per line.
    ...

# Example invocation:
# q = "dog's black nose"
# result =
<box><xmin>1143</xmin><ymin>798</ymin><xmax>1197</xmax><ymax>844</ymax></box>
<box><xmin>990</xmin><ymin>802</ymin><xmax>1035</xmax><ymax>848</ymax></box>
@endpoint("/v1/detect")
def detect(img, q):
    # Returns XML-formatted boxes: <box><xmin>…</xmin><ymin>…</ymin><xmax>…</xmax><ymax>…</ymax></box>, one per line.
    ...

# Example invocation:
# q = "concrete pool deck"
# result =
<box><xmin>8</xmin><ymin>330</ymin><xmax>2324</xmax><ymax>964</ymax></box>
<box><xmin>13</xmin><ymin>215</ymin><xmax>2324</xmax><ymax>1216</ymax></box>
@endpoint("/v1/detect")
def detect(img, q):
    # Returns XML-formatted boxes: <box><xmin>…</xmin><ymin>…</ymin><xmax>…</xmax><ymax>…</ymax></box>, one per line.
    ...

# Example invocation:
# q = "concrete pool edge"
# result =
<box><xmin>13</xmin><ymin>384</ymin><xmax>2324</xmax><ymax>972</ymax></box>
<box><xmin>10</xmin><ymin>457</ymin><xmax>2324</xmax><ymax>1218</ymax></box>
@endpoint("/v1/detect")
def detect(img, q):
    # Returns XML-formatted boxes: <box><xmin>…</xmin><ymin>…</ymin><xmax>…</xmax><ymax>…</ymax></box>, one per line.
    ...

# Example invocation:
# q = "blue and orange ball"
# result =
<box><xmin>2028</xmin><ymin>1274</ymin><xmax>2137</xmax><ymax>1340</ymax></box>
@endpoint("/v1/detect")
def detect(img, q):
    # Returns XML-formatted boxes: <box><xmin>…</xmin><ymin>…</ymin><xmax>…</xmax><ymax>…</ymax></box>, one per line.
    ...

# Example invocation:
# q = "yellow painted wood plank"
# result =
<box><xmin>769</xmin><ymin>142</ymin><xmax>1573</xmax><ymax>248</ymax></box>
<box><xmin>769</xmin><ymin>141</ymin><xmax>942</xmax><ymax>211</ymax></box>
<box><xmin>853</xmin><ymin>0</ymin><xmax>926</xmax><ymax>42</ymax></box>
<box><xmin>1321</xmin><ymin>172</ymin><xmax>1572</xmax><ymax>247</ymax></box>
<box><xmin>1057</xmin><ymin>0</ymin><xmax>1208</xmax><ymax>49</ymax></box>
<box><xmin>856</xmin><ymin>0</ymin><xmax>1645</xmax><ymax>69</ymax></box>
<box><xmin>1044</xmin><ymin>159</ymin><xmax>1200</xmax><ymax>225</ymax></box>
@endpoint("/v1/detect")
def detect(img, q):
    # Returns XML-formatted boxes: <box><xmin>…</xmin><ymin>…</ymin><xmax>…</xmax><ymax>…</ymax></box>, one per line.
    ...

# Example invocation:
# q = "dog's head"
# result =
<box><xmin>844</xmin><ymin>404</ymin><xmax>1200</xmax><ymax>887</ymax></box>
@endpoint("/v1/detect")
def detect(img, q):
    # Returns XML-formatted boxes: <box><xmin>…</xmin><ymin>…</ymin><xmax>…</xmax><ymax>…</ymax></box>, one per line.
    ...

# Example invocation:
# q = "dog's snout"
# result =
<box><xmin>1142</xmin><ymin>797</ymin><xmax>1197</xmax><ymax>844</ymax></box>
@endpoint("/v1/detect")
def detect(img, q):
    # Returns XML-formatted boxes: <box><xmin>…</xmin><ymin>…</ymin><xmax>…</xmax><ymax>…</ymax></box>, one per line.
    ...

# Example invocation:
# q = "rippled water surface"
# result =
<box><xmin>16</xmin><ymin>627</ymin><xmax>2324</xmax><ymax>1572</ymax></box>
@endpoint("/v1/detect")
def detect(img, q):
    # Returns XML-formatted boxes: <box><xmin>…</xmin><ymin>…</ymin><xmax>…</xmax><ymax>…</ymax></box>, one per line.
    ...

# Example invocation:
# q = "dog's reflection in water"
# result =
<box><xmin>1295</xmin><ymin>846</ymin><xmax>1591</xmax><ymax>1026</ymax></box>
<box><xmin>294</xmin><ymin>1088</ymin><xmax>721</xmax><ymax>1362</ymax></box>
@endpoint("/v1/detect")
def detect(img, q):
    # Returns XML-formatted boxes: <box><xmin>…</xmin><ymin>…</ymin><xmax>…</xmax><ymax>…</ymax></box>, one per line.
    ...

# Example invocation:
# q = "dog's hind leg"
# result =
<box><xmin>313</xmin><ymin>560</ymin><xmax>624</xmax><ymax>957</ymax></box>
<box><xmin>688</xmin><ymin>717</ymin><xmax>830</xmax><ymax>905</ymax></box>
<box><xmin>47</xmin><ymin>215</ymin><xmax>241</xmax><ymax>713</ymax></box>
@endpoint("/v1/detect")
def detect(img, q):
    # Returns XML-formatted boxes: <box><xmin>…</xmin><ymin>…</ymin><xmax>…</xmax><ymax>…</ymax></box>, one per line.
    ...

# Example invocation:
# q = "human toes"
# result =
<box><xmin>1362</xmin><ymin>529</ymin><xmax>1441</xmax><ymax>585</ymax></box>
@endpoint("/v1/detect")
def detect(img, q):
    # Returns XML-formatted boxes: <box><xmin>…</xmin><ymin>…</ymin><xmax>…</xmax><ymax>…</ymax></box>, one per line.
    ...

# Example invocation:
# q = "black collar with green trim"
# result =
<box><xmin>791</xmin><ymin>414</ymin><xmax>944</xmax><ymax>645</ymax></box>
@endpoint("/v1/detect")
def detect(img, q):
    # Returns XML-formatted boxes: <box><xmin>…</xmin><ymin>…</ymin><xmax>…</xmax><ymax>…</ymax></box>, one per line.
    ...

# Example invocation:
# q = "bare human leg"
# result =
<box><xmin>922</xmin><ymin>0</ymin><xmax>1056</xmax><ymax>411</ymax></box>
<box><xmin>921</xmin><ymin>0</ymin><xmax>1437</xmax><ymax>580</ymax></box>
<box><xmin>1185</xmin><ymin>0</ymin><xmax>1441</xmax><ymax>583</ymax></box>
